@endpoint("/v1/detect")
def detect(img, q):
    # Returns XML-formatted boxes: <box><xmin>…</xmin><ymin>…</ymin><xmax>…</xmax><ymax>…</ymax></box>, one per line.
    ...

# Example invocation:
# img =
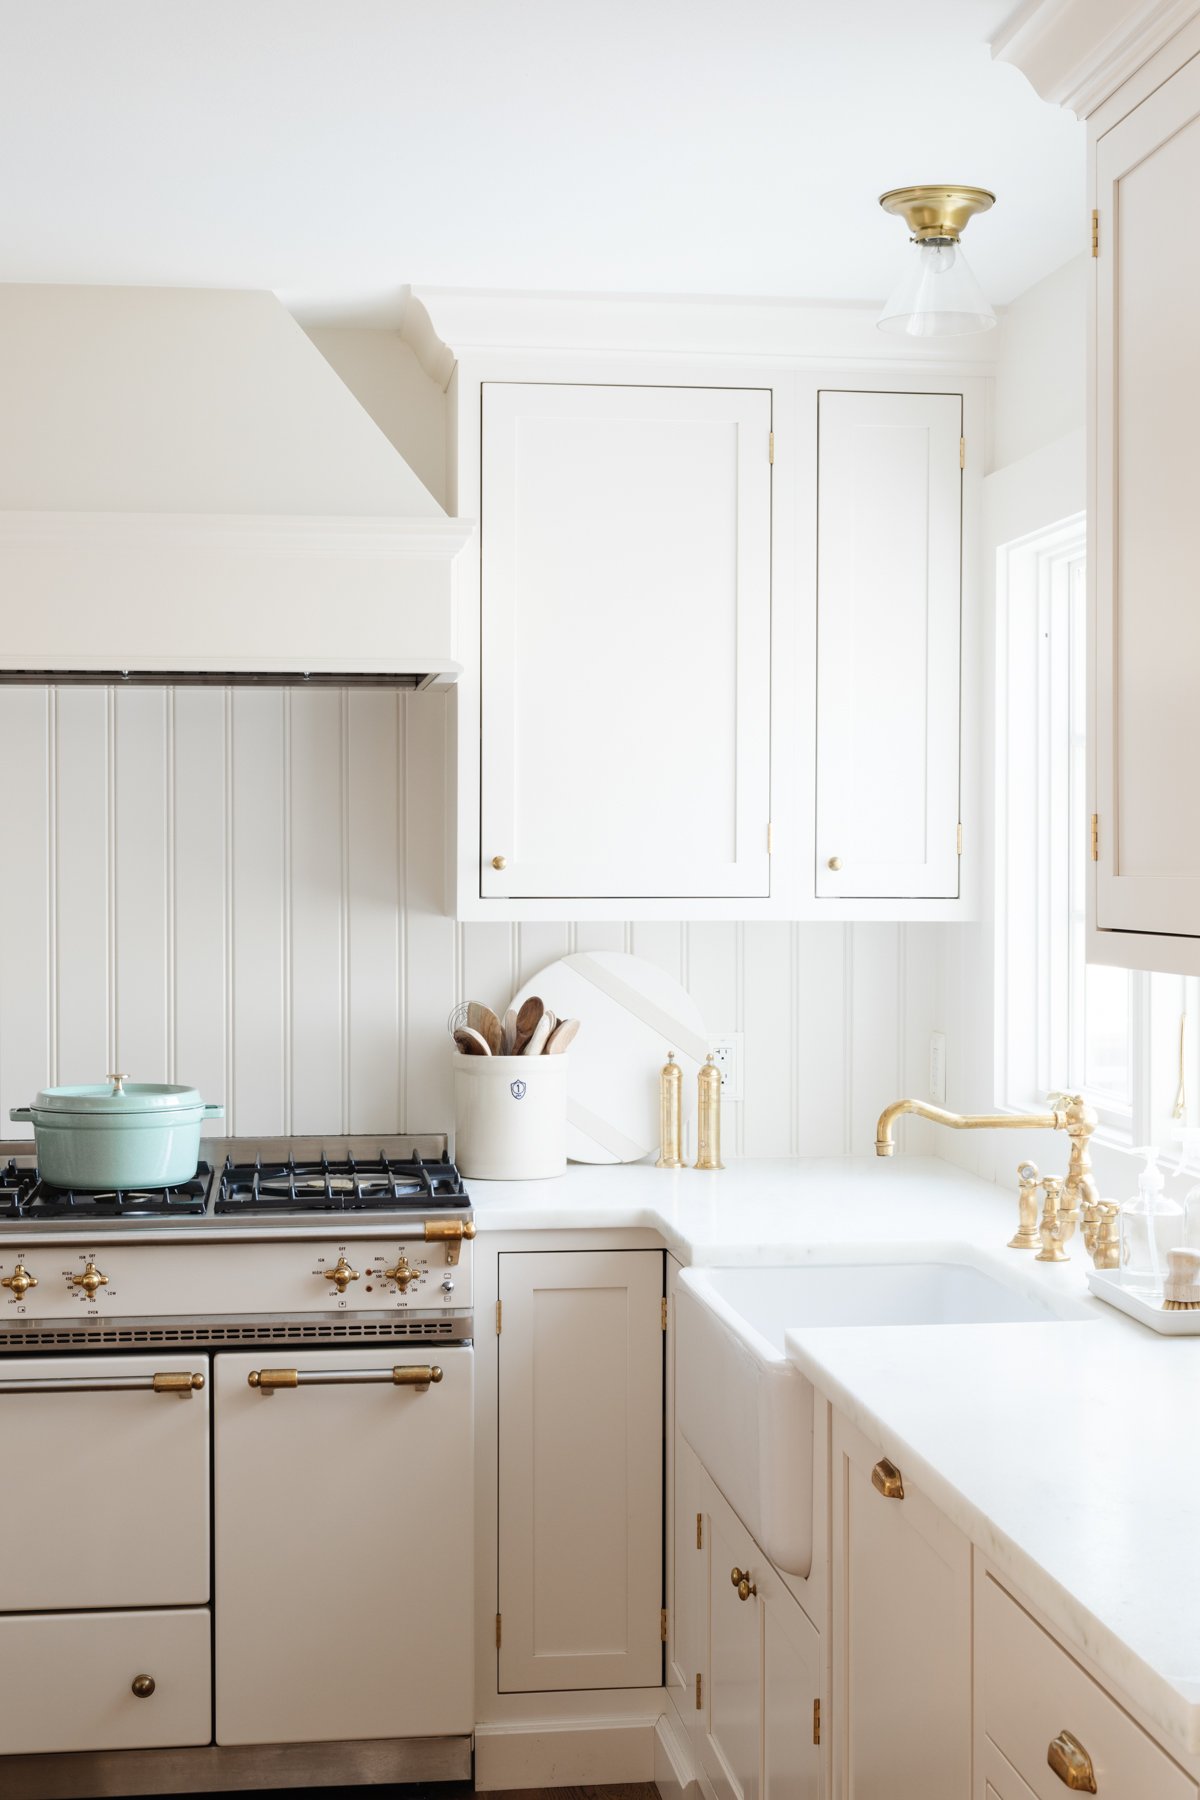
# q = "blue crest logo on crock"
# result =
<box><xmin>510</xmin><ymin>1079</ymin><xmax>527</xmax><ymax>1100</ymax></box>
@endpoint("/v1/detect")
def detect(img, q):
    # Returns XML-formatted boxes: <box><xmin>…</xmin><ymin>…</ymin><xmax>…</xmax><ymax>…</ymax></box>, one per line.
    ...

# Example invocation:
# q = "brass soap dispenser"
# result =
<box><xmin>694</xmin><ymin>1053</ymin><xmax>724</xmax><ymax>1171</ymax></box>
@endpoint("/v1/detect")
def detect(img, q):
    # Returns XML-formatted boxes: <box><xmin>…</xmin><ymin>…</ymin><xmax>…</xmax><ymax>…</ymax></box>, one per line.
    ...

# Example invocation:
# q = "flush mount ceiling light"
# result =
<box><xmin>876</xmin><ymin>185</ymin><xmax>997</xmax><ymax>338</ymax></box>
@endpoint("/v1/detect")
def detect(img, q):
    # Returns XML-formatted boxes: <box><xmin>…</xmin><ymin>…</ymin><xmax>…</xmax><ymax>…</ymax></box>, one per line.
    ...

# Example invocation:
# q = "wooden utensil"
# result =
<box><xmin>453</xmin><ymin>1026</ymin><xmax>492</xmax><ymax>1056</ymax></box>
<box><xmin>512</xmin><ymin>996</ymin><xmax>544</xmax><ymax>1056</ymax></box>
<box><xmin>523</xmin><ymin>1012</ymin><xmax>552</xmax><ymax>1056</ymax></box>
<box><xmin>544</xmin><ymin>1018</ymin><xmax>579</xmax><ymax>1054</ymax></box>
<box><xmin>469</xmin><ymin>1002</ymin><xmax>504</xmax><ymax>1056</ymax></box>
<box><xmin>502</xmin><ymin>1007</ymin><xmax>518</xmax><ymax>1056</ymax></box>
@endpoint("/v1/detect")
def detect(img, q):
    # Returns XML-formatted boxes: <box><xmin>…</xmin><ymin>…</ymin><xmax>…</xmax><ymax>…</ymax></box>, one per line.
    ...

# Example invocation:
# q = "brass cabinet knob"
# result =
<box><xmin>1</xmin><ymin>1264</ymin><xmax>37</xmax><ymax>1299</ymax></box>
<box><xmin>730</xmin><ymin>1566</ymin><xmax>757</xmax><ymax>1601</ymax></box>
<box><xmin>71</xmin><ymin>1262</ymin><xmax>108</xmax><ymax>1298</ymax></box>
<box><xmin>491</xmin><ymin>855</ymin><xmax>507</xmax><ymax>871</ymax></box>
<box><xmin>130</xmin><ymin>1674</ymin><xmax>156</xmax><ymax>1699</ymax></box>
<box><xmin>1047</xmin><ymin>1730</ymin><xmax>1097</xmax><ymax>1792</ymax></box>
<box><xmin>322</xmin><ymin>1256</ymin><xmax>360</xmax><ymax>1295</ymax></box>
<box><xmin>827</xmin><ymin>856</ymin><xmax>843</xmax><ymax>871</ymax></box>
<box><xmin>871</xmin><ymin>1457</ymin><xmax>905</xmax><ymax>1500</ymax></box>
<box><xmin>383</xmin><ymin>1255</ymin><xmax>421</xmax><ymax>1291</ymax></box>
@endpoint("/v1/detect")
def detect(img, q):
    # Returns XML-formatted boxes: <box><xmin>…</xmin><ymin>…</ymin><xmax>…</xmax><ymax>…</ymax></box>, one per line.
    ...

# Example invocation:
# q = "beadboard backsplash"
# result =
<box><xmin>0</xmin><ymin>686</ymin><xmax>940</xmax><ymax>1157</ymax></box>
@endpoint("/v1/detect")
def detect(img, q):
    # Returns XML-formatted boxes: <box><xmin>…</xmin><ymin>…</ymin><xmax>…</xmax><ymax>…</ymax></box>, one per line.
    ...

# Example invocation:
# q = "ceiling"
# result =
<box><xmin>0</xmin><ymin>0</ymin><xmax>1084</xmax><ymax>325</ymax></box>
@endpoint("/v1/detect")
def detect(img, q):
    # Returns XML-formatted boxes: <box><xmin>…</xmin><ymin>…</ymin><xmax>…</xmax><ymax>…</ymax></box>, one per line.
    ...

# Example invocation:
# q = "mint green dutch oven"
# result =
<box><xmin>10</xmin><ymin>1074</ymin><xmax>224</xmax><ymax>1190</ymax></box>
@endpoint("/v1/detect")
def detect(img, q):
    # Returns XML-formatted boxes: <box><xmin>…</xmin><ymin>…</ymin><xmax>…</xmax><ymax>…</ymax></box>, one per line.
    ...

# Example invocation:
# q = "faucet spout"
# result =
<box><xmin>874</xmin><ymin>1099</ymin><xmax>1063</xmax><ymax>1157</ymax></box>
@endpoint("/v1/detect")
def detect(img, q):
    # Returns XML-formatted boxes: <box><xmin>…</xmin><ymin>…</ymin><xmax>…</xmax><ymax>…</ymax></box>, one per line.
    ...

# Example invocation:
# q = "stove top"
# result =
<box><xmin>0</xmin><ymin>1135</ymin><xmax>469</xmax><ymax>1230</ymax></box>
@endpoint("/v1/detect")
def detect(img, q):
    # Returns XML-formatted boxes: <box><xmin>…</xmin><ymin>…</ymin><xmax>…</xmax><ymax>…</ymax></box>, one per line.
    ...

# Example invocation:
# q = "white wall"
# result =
<box><xmin>306</xmin><ymin>327</ymin><xmax>449</xmax><ymax>509</ymax></box>
<box><xmin>0</xmin><ymin>685</ymin><xmax>939</xmax><ymax>1160</ymax></box>
<box><xmin>990</xmin><ymin>255</ymin><xmax>1087</xmax><ymax>473</ymax></box>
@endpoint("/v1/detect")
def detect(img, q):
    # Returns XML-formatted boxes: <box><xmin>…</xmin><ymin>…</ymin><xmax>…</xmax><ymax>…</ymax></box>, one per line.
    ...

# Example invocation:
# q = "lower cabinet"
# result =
<box><xmin>496</xmin><ymin>1247</ymin><xmax>665</xmax><ymax>1692</ymax></box>
<box><xmin>676</xmin><ymin>1444</ymin><xmax>822</xmax><ymax>1800</ymax></box>
<box><xmin>831</xmin><ymin>1411</ymin><xmax>970</xmax><ymax>1800</ymax></box>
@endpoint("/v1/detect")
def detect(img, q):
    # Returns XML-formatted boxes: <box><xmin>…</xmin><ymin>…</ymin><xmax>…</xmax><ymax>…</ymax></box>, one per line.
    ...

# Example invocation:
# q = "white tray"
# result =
<box><xmin>1086</xmin><ymin>1267</ymin><xmax>1200</xmax><ymax>1334</ymax></box>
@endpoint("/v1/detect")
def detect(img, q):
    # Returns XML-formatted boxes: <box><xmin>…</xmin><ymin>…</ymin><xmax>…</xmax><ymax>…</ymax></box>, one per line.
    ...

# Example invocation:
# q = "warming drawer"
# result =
<box><xmin>0</xmin><ymin>1353</ymin><xmax>210</xmax><ymax>1610</ymax></box>
<box><xmin>0</xmin><ymin>1607</ymin><xmax>212</xmax><ymax>1755</ymax></box>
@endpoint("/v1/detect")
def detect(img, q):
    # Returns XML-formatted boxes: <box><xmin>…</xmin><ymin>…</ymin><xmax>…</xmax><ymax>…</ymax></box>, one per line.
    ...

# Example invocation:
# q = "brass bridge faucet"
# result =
<box><xmin>874</xmin><ymin>1094</ymin><xmax>1116</xmax><ymax>1265</ymax></box>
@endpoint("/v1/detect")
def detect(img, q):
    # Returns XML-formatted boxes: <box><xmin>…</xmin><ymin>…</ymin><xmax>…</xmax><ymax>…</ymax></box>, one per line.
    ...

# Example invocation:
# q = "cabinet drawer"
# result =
<box><xmin>978</xmin><ymin>1574</ymin><xmax>1195</xmax><ymax>1800</ymax></box>
<box><xmin>0</xmin><ymin>1607</ymin><xmax>211</xmax><ymax>1754</ymax></box>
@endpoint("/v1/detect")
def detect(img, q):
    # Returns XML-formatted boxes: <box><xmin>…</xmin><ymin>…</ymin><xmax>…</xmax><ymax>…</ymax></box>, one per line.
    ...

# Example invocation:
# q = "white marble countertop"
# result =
<box><xmin>468</xmin><ymin>1154</ymin><xmax>1200</xmax><ymax>1757</ymax></box>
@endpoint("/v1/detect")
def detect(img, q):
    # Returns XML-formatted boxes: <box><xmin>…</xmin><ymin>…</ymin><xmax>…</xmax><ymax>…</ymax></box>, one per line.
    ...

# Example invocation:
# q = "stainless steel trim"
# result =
<box><xmin>0</xmin><ymin>1313</ymin><xmax>472</xmax><ymax>1352</ymax></box>
<box><xmin>0</xmin><ymin>1371</ymin><xmax>204</xmax><ymax>1395</ymax></box>
<box><xmin>0</xmin><ymin>1732</ymin><xmax>472</xmax><ymax>1798</ymax></box>
<box><xmin>0</xmin><ymin>671</ymin><xmax>434</xmax><ymax>690</ymax></box>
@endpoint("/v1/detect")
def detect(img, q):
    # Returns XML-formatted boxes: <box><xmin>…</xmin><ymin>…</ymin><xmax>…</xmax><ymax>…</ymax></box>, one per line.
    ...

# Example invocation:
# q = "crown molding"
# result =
<box><xmin>991</xmin><ymin>0</ymin><xmax>1200</xmax><ymax>117</ymax></box>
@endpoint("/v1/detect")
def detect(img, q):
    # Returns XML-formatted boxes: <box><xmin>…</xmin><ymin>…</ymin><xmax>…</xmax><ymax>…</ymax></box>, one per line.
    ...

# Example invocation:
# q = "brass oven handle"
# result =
<box><xmin>0</xmin><ymin>1371</ymin><xmax>204</xmax><ymax>1395</ymax></box>
<box><xmin>1047</xmin><ymin>1730</ymin><xmax>1097</xmax><ymax>1792</ymax></box>
<box><xmin>871</xmin><ymin>1457</ymin><xmax>905</xmax><ymax>1500</ymax></box>
<box><xmin>730</xmin><ymin>1566</ymin><xmax>757</xmax><ymax>1602</ymax></box>
<box><xmin>248</xmin><ymin>1365</ymin><xmax>444</xmax><ymax>1392</ymax></box>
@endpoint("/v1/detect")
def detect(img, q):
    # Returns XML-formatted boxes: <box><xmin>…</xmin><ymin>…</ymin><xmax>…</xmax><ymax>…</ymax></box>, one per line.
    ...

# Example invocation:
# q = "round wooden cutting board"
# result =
<box><xmin>508</xmin><ymin>951</ymin><xmax>708</xmax><ymax>1164</ymax></box>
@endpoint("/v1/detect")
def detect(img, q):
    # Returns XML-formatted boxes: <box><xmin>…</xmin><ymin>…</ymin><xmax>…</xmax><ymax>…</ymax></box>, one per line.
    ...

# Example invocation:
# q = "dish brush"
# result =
<box><xmin>1162</xmin><ymin>1246</ymin><xmax>1200</xmax><ymax>1309</ymax></box>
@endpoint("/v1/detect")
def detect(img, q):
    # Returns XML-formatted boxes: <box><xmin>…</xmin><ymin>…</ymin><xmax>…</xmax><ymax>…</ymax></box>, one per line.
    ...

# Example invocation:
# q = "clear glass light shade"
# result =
<box><xmin>876</xmin><ymin>238</ymin><xmax>997</xmax><ymax>338</ymax></box>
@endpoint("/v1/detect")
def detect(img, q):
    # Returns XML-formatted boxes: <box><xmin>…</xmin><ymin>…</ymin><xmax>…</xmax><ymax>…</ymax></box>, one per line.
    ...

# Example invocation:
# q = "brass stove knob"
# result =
<box><xmin>322</xmin><ymin>1256</ymin><xmax>360</xmax><ymax>1295</ymax></box>
<box><xmin>71</xmin><ymin>1262</ymin><xmax>108</xmax><ymax>1298</ymax></box>
<box><xmin>1</xmin><ymin>1263</ymin><xmax>37</xmax><ymax>1300</ymax></box>
<box><xmin>384</xmin><ymin>1255</ymin><xmax>421</xmax><ymax>1292</ymax></box>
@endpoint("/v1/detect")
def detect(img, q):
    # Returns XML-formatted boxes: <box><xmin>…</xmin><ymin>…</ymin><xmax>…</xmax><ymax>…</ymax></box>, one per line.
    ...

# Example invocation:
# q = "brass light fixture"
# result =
<box><xmin>876</xmin><ymin>184</ymin><xmax>997</xmax><ymax>338</ymax></box>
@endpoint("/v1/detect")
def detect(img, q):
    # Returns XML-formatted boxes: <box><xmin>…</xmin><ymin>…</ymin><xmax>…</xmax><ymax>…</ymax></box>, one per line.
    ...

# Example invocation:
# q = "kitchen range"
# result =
<box><xmin>0</xmin><ymin>1130</ymin><xmax>476</xmax><ymax>1797</ymax></box>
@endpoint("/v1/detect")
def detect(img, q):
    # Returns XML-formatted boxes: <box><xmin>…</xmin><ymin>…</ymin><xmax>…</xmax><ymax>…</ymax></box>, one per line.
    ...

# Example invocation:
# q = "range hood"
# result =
<box><xmin>0</xmin><ymin>285</ymin><xmax>472</xmax><ymax>686</ymax></box>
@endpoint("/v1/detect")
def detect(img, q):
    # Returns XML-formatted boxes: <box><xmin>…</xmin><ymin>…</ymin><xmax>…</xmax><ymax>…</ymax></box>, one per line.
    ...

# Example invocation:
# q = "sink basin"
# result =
<box><xmin>675</xmin><ymin>1257</ymin><xmax>1091</xmax><ymax>1578</ymax></box>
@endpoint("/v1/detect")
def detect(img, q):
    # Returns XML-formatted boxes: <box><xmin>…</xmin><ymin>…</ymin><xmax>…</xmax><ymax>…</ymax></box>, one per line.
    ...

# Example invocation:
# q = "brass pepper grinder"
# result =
<box><xmin>656</xmin><ymin>1051</ymin><xmax>684</xmax><ymax>1169</ymax></box>
<box><xmin>694</xmin><ymin>1054</ymin><xmax>724</xmax><ymax>1171</ymax></box>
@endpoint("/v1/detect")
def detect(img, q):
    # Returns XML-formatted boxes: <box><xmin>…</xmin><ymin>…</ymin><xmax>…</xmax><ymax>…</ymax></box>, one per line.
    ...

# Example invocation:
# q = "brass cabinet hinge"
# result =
<box><xmin>661</xmin><ymin>1296</ymin><xmax>668</xmax><ymax>1331</ymax></box>
<box><xmin>661</xmin><ymin>1608</ymin><xmax>669</xmax><ymax>1642</ymax></box>
<box><xmin>959</xmin><ymin>436</ymin><xmax>965</xmax><ymax>470</ymax></box>
<box><xmin>495</xmin><ymin>1300</ymin><xmax>502</xmax><ymax>1334</ymax></box>
<box><xmin>813</xmin><ymin>1698</ymin><xmax>821</xmax><ymax>1745</ymax></box>
<box><xmin>1091</xmin><ymin>209</ymin><xmax>1100</xmax><ymax>257</ymax></box>
<box><xmin>956</xmin><ymin>821</ymin><xmax>963</xmax><ymax>857</ymax></box>
<box><xmin>696</xmin><ymin>1512</ymin><xmax>703</xmax><ymax>1549</ymax></box>
<box><xmin>768</xmin><ymin>430</ymin><xmax>775</xmax><ymax>465</ymax></box>
<box><xmin>495</xmin><ymin>1613</ymin><xmax>502</xmax><ymax>1649</ymax></box>
<box><xmin>1091</xmin><ymin>813</ymin><xmax>1100</xmax><ymax>862</ymax></box>
<box><xmin>695</xmin><ymin>1672</ymin><xmax>703</xmax><ymax>1710</ymax></box>
<box><xmin>767</xmin><ymin>821</ymin><xmax>774</xmax><ymax>855</ymax></box>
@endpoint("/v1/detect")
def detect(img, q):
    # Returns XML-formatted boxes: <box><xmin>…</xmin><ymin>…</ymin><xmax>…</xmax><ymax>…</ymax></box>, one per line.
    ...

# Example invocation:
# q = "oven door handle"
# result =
<box><xmin>0</xmin><ymin>1371</ymin><xmax>205</xmax><ymax>1395</ymax></box>
<box><xmin>248</xmin><ymin>1364</ymin><xmax>443</xmax><ymax>1392</ymax></box>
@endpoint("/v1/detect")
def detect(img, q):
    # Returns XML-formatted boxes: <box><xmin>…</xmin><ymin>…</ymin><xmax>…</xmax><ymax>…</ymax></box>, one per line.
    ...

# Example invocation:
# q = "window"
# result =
<box><xmin>996</xmin><ymin>518</ymin><xmax>1192</xmax><ymax>1151</ymax></box>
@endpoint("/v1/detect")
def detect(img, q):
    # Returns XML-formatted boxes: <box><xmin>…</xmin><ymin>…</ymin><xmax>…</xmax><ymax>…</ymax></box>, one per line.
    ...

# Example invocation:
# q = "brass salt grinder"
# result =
<box><xmin>656</xmin><ymin>1051</ymin><xmax>684</xmax><ymax>1169</ymax></box>
<box><xmin>694</xmin><ymin>1053</ymin><xmax>724</xmax><ymax>1172</ymax></box>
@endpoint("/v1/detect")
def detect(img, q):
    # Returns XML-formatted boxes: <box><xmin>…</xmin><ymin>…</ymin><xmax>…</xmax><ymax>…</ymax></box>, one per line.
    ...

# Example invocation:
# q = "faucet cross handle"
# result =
<box><xmin>1035</xmin><ymin>1175</ymin><xmax>1070</xmax><ymax>1263</ymax></box>
<box><xmin>1008</xmin><ymin>1162</ymin><xmax>1042</xmax><ymax>1252</ymax></box>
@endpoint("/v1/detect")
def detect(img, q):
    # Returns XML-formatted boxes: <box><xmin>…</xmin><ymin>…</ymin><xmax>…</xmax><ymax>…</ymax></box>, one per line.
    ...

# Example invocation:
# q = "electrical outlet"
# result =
<box><xmin>929</xmin><ymin>1031</ymin><xmax>947</xmax><ymax>1105</ymax></box>
<box><xmin>711</xmin><ymin>1035</ymin><xmax>744</xmax><ymax>1102</ymax></box>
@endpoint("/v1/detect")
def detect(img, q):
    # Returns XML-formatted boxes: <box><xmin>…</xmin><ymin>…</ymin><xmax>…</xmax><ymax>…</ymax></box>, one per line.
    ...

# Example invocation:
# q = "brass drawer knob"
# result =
<box><xmin>871</xmin><ymin>1457</ymin><xmax>905</xmax><ymax>1500</ymax></box>
<box><xmin>730</xmin><ymin>1566</ymin><xmax>757</xmax><ymax>1602</ymax></box>
<box><xmin>130</xmin><ymin>1674</ymin><xmax>156</xmax><ymax>1699</ymax></box>
<box><xmin>827</xmin><ymin>856</ymin><xmax>843</xmax><ymax>871</ymax></box>
<box><xmin>1</xmin><ymin>1264</ymin><xmax>37</xmax><ymax>1299</ymax></box>
<box><xmin>1047</xmin><ymin>1729</ymin><xmax>1097</xmax><ymax>1792</ymax></box>
<box><xmin>491</xmin><ymin>855</ymin><xmax>507</xmax><ymax>871</ymax></box>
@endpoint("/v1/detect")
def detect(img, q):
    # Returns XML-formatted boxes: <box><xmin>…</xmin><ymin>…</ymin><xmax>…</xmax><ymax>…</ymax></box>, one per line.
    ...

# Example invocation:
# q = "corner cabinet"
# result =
<box><xmin>1089</xmin><ymin>28</ymin><xmax>1200</xmax><ymax>973</ymax></box>
<box><xmin>443</xmin><ymin>326</ymin><xmax>983</xmax><ymax>922</ymax></box>
<box><xmin>479</xmin><ymin>381</ymin><xmax>772</xmax><ymax>906</ymax></box>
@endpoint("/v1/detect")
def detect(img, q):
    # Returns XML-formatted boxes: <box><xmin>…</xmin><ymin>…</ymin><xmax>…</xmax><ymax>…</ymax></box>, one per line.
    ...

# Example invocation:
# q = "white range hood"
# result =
<box><xmin>0</xmin><ymin>285</ymin><xmax>472</xmax><ymax>685</ymax></box>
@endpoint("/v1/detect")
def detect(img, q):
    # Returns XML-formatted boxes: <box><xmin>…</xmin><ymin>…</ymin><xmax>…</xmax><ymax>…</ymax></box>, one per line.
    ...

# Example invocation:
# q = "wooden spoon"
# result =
<box><xmin>501</xmin><ymin>1007</ymin><xmax>518</xmax><ymax>1056</ymax></box>
<box><xmin>469</xmin><ymin>1002</ymin><xmax>504</xmax><ymax>1056</ymax></box>
<box><xmin>512</xmin><ymin>996</ymin><xmax>544</xmax><ymax>1056</ymax></box>
<box><xmin>523</xmin><ymin>1012</ymin><xmax>552</xmax><ymax>1056</ymax></box>
<box><xmin>544</xmin><ymin>1017</ymin><xmax>579</xmax><ymax>1054</ymax></box>
<box><xmin>453</xmin><ymin>1026</ymin><xmax>491</xmax><ymax>1056</ymax></box>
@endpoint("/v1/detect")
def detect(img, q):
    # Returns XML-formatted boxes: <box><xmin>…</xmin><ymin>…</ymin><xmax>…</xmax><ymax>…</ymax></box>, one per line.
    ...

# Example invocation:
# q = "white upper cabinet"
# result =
<box><xmin>815</xmin><ymin>389</ymin><xmax>963</xmax><ymax>901</ymax></box>
<box><xmin>479</xmin><ymin>381</ymin><xmax>772</xmax><ymax>904</ymax></box>
<box><xmin>1091</xmin><ymin>42</ymin><xmax>1200</xmax><ymax>970</ymax></box>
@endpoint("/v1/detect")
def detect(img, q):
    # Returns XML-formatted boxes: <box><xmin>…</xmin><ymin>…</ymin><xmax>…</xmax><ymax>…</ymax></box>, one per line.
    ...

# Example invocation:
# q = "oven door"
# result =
<box><xmin>213</xmin><ymin>1342</ymin><xmax>474</xmax><ymax>1747</ymax></box>
<box><xmin>0</xmin><ymin>1353</ymin><xmax>211</xmax><ymax>1610</ymax></box>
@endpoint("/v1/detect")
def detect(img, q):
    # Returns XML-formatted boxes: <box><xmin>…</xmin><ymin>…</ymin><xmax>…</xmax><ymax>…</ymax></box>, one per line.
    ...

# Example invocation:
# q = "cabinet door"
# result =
<box><xmin>213</xmin><ymin>1345</ymin><xmax>474</xmax><ymax>1746</ymax></box>
<box><xmin>497</xmin><ymin>1248</ymin><xmax>664</xmax><ymax>1691</ymax></box>
<box><xmin>815</xmin><ymin>389</ymin><xmax>962</xmax><ymax>900</ymax></box>
<box><xmin>1093</xmin><ymin>53</ymin><xmax>1200</xmax><ymax>945</ymax></box>
<box><xmin>832</xmin><ymin>1411</ymin><xmax>970</xmax><ymax>1799</ymax></box>
<box><xmin>480</xmin><ymin>382</ymin><xmax>772</xmax><ymax>901</ymax></box>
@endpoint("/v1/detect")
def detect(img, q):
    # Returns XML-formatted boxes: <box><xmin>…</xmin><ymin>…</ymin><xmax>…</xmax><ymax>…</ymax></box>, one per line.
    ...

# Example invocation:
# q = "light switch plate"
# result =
<box><xmin>929</xmin><ymin>1031</ymin><xmax>947</xmax><ymax>1105</ymax></box>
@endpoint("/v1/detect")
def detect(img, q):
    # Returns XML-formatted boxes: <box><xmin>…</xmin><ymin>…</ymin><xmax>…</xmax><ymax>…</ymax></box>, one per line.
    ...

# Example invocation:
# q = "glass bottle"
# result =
<box><xmin>1119</xmin><ymin>1146</ymin><xmax>1183</xmax><ymax>1295</ymax></box>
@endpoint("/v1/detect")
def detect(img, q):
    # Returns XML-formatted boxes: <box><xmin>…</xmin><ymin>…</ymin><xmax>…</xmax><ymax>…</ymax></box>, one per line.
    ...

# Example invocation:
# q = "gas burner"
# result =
<box><xmin>215</xmin><ymin>1150</ymin><xmax>468</xmax><ymax>1214</ymax></box>
<box><xmin>0</xmin><ymin>1163</ymin><xmax>211</xmax><ymax>1220</ymax></box>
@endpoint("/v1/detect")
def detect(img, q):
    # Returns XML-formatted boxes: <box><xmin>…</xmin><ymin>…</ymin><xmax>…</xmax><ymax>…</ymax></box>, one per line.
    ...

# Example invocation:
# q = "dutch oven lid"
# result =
<box><xmin>29</xmin><ymin>1074</ymin><xmax>205</xmax><ymax>1116</ymax></box>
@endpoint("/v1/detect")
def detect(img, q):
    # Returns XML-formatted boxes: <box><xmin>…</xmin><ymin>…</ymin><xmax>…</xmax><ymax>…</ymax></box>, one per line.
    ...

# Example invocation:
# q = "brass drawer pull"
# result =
<box><xmin>730</xmin><ymin>1566</ymin><xmax>757</xmax><ymax>1602</ymax></box>
<box><xmin>0</xmin><ymin>1371</ymin><xmax>204</xmax><ymax>1395</ymax></box>
<box><xmin>131</xmin><ymin>1674</ymin><xmax>156</xmax><ymax>1699</ymax></box>
<box><xmin>1047</xmin><ymin>1730</ymin><xmax>1097</xmax><ymax>1792</ymax></box>
<box><xmin>871</xmin><ymin>1457</ymin><xmax>905</xmax><ymax>1500</ymax></box>
<box><xmin>248</xmin><ymin>1365</ymin><xmax>443</xmax><ymax>1392</ymax></box>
